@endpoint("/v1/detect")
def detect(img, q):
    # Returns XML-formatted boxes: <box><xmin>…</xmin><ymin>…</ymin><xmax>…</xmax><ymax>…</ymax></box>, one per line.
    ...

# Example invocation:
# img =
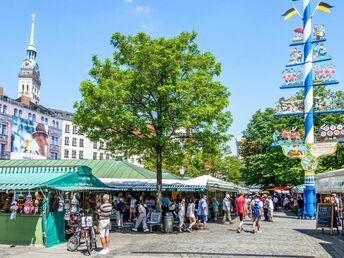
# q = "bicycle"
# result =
<box><xmin>67</xmin><ymin>216</ymin><xmax>97</xmax><ymax>255</ymax></box>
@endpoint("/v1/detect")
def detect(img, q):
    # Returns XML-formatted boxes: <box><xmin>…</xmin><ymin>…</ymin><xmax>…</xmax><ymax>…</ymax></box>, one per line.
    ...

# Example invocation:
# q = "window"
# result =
<box><xmin>51</xmin><ymin>152</ymin><xmax>58</xmax><ymax>160</ymax></box>
<box><xmin>32</xmin><ymin>114</ymin><xmax>36</xmax><ymax>121</ymax></box>
<box><xmin>52</xmin><ymin>120</ymin><xmax>55</xmax><ymax>127</ymax></box>
<box><xmin>72</xmin><ymin>150</ymin><xmax>76</xmax><ymax>159</ymax></box>
<box><xmin>93</xmin><ymin>152</ymin><xmax>97</xmax><ymax>160</ymax></box>
<box><xmin>93</xmin><ymin>142</ymin><xmax>97</xmax><ymax>149</ymax></box>
<box><xmin>3</xmin><ymin>105</ymin><xmax>7</xmax><ymax>114</ymax></box>
<box><xmin>79</xmin><ymin>151</ymin><xmax>84</xmax><ymax>159</ymax></box>
<box><xmin>41</xmin><ymin>116</ymin><xmax>44</xmax><ymax>122</ymax></box>
<box><xmin>79</xmin><ymin>139</ymin><xmax>84</xmax><ymax>147</ymax></box>
<box><xmin>72</xmin><ymin>126</ymin><xmax>77</xmax><ymax>134</ymax></box>
<box><xmin>18</xmin><ymin>110</ymin><xmax>23</xmax><ymax>117</ymax></box>
<box><xmin>45</xmin><ymin>118</ymin><xmax>48</xmax><ymax>125</ymax></box>
<box><xmin>99</xmin><ymin>153</ymin><xmax>104</xmax><ymax>160</ymax></box>
<box><xmin>56</xmin><ymin>121</ymin><xmax>59</xmax><ymax>129</ymax></box>
<box><xmin>99</xmin><ymin>142</ymin><xmax>104</xmax><ymax>149</ymax></box>
<box><xmin>28</xmin><ymin>113</ymin><xmax>32</xmax><ymax>120</ymax></box>
<box><xmin>72</xmin><ymin>138</ymin><xmax>77</xmax><ymax>146</ymax></box>
<box><xmin>106</xmin><ymin>154</ymin><xmax>110</xmax><ymax>160</ymax></box>
<box><xmin>65</xmin><ymin>124</ymin><xmax>70</xmax><ymax>133</ymax></box>
<box><xmin>51</xmin><ymin>136</ymin><xmax>58</xmax><ymax>146</ymax></box>
<box><xmin>64</xmin><ymin>137</ymin><xmax>69</xmax><ymax>146</ymax></box>
<box><xmin>14</xmin><ymin>108</ymin><xmax>18</xmax><ymax>117</ymax></box>
<box><xmin>64</xmin><ymin>150</ymin><xmax>69</xmax><ymax>158</ymax></box>
<box><xmin>0</xmin><ymin>144</ymin><xmax>6</xmax><ymax>157</ymax></box>
<box><xmin>1</xmin><ymin>124</ymin><xmax>7</xmax><ymax>136</ymax></box>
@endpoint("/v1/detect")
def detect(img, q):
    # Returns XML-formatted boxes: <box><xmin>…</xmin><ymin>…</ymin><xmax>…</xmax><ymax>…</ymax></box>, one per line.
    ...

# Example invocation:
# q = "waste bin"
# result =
<box><xmin>164</xmin><ymin>215</ymin><xmax>173</xmax><ymax>233</ymax></box>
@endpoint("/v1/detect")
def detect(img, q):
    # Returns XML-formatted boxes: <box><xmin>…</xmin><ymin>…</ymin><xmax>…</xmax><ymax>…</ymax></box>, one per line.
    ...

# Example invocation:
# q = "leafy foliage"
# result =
<box><xmin>73</xmin><ymin>31</ymin><xmax>232</xmax><ymax>209</ymax></box>
<box><xmin>240</xmin><ymin>87</ymin><xmax>344</xmax><ymax>188</ymax></box>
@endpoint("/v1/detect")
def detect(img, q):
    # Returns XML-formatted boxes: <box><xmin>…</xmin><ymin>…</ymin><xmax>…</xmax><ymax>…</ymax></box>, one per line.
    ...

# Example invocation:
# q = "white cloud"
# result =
<box><xmin>124</xmin><ymin>0</ymin><xmax>133</xmax><ymax>3</ymax></box>
<box><xmin>136</xmin><ymin>6</ymin><xmax>151</xmax><ymax>14</ymax></box>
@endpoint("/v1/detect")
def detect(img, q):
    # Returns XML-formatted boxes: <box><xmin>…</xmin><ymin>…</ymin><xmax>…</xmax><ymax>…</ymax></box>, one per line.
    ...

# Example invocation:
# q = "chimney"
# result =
<box><xmin>0</xmin><ymin>87</ymin><xmax>3</xmax><ymax>96</ymax></box>
<box><xmin>20</xmin><ymin>95</ymin><xmax>31</xmax><ymax>106</ymax></box>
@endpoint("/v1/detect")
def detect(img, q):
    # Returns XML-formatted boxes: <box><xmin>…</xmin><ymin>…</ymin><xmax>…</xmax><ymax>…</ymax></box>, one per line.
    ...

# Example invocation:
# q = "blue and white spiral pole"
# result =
<box><xmin>303</xmin><ymin>0</ymin><xmax>316</xmax><ymax>218</ymax></box>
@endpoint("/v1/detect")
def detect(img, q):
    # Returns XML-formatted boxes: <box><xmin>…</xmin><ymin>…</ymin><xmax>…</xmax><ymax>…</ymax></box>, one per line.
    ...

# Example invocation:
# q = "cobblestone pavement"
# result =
<box><xmin>1</xmin><ymin>211</ymin><xmax>344</xmax><ymax>258</ymax></box>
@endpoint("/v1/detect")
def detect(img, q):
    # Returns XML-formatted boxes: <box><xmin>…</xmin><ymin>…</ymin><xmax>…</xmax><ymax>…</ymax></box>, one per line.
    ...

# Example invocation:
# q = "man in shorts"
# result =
<box><xmin>235</xmin><ymin>192</ymin><xmax>246</xmax><ymax>233</ymax></box>
<box><xmin>197</xmin><ymin>195</ymin><xmax>208</xmax><ymax>229</ymax></box>
<box><xmin>251</xmin><ymin>193</ymin><xmax>263</xmax><ymax>233</ymax></box>
<box><xmin>97</xmin><ymin>194</ymin><xmax>113</xmax><ymax>255</ymax></box>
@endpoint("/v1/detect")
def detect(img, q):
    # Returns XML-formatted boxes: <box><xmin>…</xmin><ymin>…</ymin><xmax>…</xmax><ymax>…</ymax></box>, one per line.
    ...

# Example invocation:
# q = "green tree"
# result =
<box><xmin>73</xmin><ymin>31</ymin><xmax>232</xmax><ymax>210</ymax></box>
<box><xmin>240</xmin><ymin>87</ymin><xmax>344</xmax><ymax>188</ymax></box>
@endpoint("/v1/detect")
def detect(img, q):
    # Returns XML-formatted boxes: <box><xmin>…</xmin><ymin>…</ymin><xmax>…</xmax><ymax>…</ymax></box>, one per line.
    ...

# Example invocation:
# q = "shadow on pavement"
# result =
<box><xmin>294</xmin><ymin>228</ymin><xmax>344</xmax><ymax>257</ymax></box>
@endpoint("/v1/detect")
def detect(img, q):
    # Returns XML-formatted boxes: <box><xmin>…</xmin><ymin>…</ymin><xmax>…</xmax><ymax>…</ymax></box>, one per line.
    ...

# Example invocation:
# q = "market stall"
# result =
<box><xmin>0</xmin><ymin>165</ymin><xmax>112</xmax><ymax>247</ymax></box>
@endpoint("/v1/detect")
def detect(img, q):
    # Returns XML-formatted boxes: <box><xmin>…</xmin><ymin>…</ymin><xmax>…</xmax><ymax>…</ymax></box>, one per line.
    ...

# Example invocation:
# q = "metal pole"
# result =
<box><xmin>303</xmin><ymin>0</ymin><xmax>316</xmax><ymax>218</ymax></box>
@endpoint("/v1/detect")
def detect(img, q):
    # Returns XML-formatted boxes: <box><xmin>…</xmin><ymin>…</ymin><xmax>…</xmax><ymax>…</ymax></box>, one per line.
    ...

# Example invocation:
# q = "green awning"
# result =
<box><xmin>0</xmin><ymin>160</ymin><xmax>175</xmax><ymax>180</ymax></box>
<box><xmin>0</xmin><ymin>165</ymin><xmax>112</xmax><ymax>191</ymax></box>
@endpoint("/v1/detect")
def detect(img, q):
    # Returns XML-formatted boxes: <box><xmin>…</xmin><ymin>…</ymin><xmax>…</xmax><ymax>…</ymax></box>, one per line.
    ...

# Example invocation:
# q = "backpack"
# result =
<box><xmin>252</xmin><ymin>199</ymin><xmax>261</xmax><ymax>216</ymax></box>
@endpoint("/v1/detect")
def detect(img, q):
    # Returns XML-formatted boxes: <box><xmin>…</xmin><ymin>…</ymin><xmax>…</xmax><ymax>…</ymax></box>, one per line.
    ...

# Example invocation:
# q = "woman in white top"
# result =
<box><xmin>178</xmin><ymin>198</ymin><xmax>186</xmax><ymax>233</ymax></box>
<box><xmin>187</xmin><ymin>198</ymin><xmax>197</xmax><ymax>232</ymax></box>
<box><xmin>129</xmin><ymin>196</ymin><xmax>137</xmax><ymax>222</ymax></box>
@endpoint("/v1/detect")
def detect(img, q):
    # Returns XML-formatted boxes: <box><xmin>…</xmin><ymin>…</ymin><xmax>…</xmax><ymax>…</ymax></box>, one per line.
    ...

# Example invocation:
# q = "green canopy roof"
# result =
<box><xmin>0</xmin><ymin>160</ymin><xmax>178</xmax><ymax>180</ymax></box>
<box><xmin>0</xmin><ymin>165</ymin><xmax>112</xmax><ymax>191</ymax></box>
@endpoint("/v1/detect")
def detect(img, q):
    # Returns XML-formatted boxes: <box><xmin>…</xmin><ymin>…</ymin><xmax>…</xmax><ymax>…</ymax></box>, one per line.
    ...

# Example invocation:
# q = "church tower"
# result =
<box><xmin>18</xmin><ymin>14</ymin><xmax>41</xmax><ymax>104</ymax></box>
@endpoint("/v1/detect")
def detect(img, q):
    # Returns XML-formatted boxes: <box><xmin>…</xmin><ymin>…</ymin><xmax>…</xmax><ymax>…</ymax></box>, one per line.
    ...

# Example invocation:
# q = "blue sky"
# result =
<box><xmin>0</xmin><ymin>0</ymin><xmax>343</xmax><ymax>154</ymax></box>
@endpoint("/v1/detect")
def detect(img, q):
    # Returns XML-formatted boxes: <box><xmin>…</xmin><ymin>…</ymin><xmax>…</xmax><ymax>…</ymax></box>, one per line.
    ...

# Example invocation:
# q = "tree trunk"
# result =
<box><xmin>156</xmin><ymin>145</ymin><xmax>163</xmax><ymax>212</ymax></box>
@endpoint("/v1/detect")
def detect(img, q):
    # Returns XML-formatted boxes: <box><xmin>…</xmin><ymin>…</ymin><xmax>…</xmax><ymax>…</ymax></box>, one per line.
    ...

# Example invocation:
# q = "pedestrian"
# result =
<box><xmin>97</xmin><ymin>194</ymin><xmax>113</xmax><ymax>255</ymax></box>
<box><xmin>273</xmin><ymin>195</ymin><xmax>279</xmax><ymax>211</ymax></box>
<box><xmin>132</xmin><ymin>202</ymin><xmax>149</xmax><ymax>232</ymax></box>
<box><xmin>251</xmin><ymin>193</ymin><xmax>263</xmax><ymax>233</ymax></box>
<box><xmin>235</xmin><ymin>192</ymin><xmax>246</xmax><ymax>233</ymax></box>
<box><xmin>222</xmin><ymin>194</ymin><xmax>233</xmax><ymax>224</ymax></box>
<box><xmin>197</xmin><ymin>195</ymin><xmax>209</xmax><ymax>229</ymax></box>
<box><xmin>116</xmin><ymin>195</ymin><xmax>125</xmax><ymax>227</ymax></box>
<box><xmin>178</xmin><ymin>197</ymin><xmax>186</xmax><ymax>232</ymax></box>
<box><xmin>283</xmin><ymin>196</ymin><xmax>289</xmax><ymax>210</ymax></box>
<box><xmin>186</xmin><ymin>198</ymin><xmax>197</xmax><ymax>232</ymax></box>
<box><xmin>263</xmin><ymin>196</ymin><xmax>269</xmax><ymax>221</ymax></box>
<box><xmin>331</xmin><ymin>193</ymin><xmax>341</xmax><ymax>227</ymax></box>
<box><xmin>212</xmin><ymin>197</ymin><xmax>219</xmax><ymax>221</ymax></box>
<box><xmin>268</xmin><ymin>196</ymin><xmax>274</xmax><ymax>222</ymax></box>
<box><xmin>162</xmin><ymin>194</ymin><xmax>171</xmax><ymax>217</ymax></box>
<box><xmin>128</xmin><ymin>195</ymin><xmax>137</xmax><ymax>222</ymax></box>
<box><xmin>145</xmin><ymin>195</ymin><xmax>155</xmax><ymax>216</ymax></box>
<box><xmin>297</xmin><ymin>196</ymin><xmax>304</xmax><ymax>220</ymax></box>
<box><xmin>330</xmin><ymin>194</ymin><xmax>340</xmax><ymax>234</ymax></box>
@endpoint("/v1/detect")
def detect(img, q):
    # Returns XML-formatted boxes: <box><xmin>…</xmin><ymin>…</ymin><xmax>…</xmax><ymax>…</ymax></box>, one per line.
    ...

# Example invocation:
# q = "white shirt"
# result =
<box><xmin>268</xmin><ymin>199</ymin><xmax>274</xmax><ymax>210</ymax></box>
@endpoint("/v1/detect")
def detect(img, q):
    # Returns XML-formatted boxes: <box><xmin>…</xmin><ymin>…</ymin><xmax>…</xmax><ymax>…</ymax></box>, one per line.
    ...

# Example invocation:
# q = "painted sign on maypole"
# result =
<box><xmin>275</xmin><ymin>0</ymin><xmax>342</xmax><ymax>218</ymax></box>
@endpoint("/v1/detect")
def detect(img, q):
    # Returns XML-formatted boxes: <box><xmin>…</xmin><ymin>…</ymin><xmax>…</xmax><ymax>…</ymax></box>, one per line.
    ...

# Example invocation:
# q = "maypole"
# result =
<box><xmin>303</xmin><ymin>0</ymin><xmax>316</xmax><ymax>218</ymax></box>
<box><xmin>274</xmin><ymin>0</ymin><xmax>341</xmax><ymax>219</ymax></box>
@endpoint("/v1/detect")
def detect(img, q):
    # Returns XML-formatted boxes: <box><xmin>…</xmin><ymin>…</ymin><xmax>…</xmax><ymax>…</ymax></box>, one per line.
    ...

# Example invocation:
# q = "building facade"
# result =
<box><xmin>0</xmin><ymin>14</ymin><xmax>142</xmax><ymax>166</ymax></box>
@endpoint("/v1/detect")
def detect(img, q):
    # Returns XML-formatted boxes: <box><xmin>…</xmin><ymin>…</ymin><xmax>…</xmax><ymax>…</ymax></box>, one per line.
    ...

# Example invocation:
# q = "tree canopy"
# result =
<box><xmin>240</xmin><ymin>87</ymin><xmax>344</xmax><ymax>188</ymax></box>
<box><xmin>73</xmin><ymin>31</ymin><xmax>232</xmax><ymax>209</ymax></box>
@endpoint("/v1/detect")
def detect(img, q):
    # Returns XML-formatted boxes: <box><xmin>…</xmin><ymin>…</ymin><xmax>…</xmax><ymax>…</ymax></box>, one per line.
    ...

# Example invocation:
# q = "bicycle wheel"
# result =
<box><xmin>67</xmin><ymin>235</ymin><xmax>80</xmax><ymax>252</ymax></box>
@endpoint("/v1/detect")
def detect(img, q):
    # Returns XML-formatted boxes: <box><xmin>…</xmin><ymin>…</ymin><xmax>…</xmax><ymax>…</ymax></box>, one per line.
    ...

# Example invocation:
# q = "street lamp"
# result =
<box><xmin>179</xmin><ymin>166</ymin><xmax>185</xmax><ymax>179</ymax></box>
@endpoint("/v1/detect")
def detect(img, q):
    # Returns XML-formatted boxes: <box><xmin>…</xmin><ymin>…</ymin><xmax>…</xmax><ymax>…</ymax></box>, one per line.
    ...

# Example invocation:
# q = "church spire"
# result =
<box><xmin>27</xmin><ymin>13</ymin><xmax>37</xmax><ymax>60</ymax></box>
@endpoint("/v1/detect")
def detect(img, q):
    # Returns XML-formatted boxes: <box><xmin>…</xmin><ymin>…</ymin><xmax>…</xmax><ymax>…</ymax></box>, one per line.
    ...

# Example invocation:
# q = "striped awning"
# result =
<box><xmin>107</xmin><ymin>182</ymin><xmax>206</xmax><ymax>192</ymax></box>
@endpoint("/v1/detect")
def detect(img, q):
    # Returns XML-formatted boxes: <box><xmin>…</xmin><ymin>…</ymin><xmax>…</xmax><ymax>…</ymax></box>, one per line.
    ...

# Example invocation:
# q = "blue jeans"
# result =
<box><xmin>297</xmin><ymin>208</ymin><xmax>304</xmax><ymax>219</ymax></box>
